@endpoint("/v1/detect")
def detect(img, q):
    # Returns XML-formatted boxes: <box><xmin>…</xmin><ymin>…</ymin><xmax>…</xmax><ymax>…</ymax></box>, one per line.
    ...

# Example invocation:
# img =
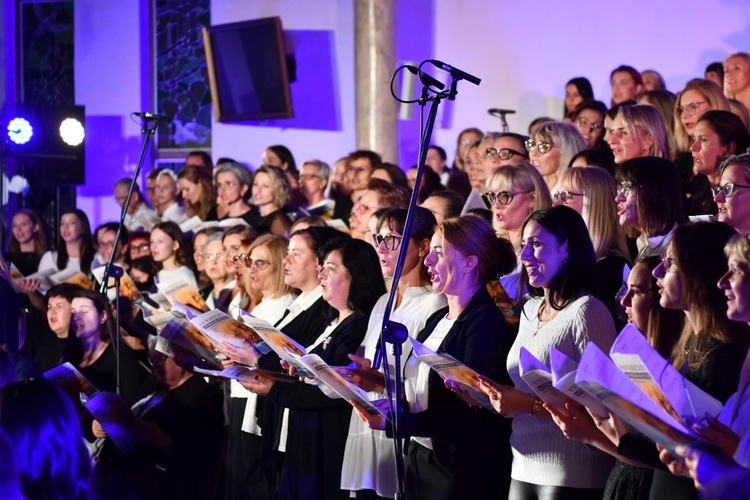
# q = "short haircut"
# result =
<box><xmin>347</xmin><ymin>150</ymin><xmax>383</xmax><ymax>169</ymax></box>
<box><xmin>215</xmin><ymin>162</ymin><xmax>254</xmax><ymax>200</ymax></box>
<box><xmin>254</xmin><ymin>165</ymin><xmax>292</xmax><ymax>209</ymax></box>
<box><xmin>534</xmin><ymin>121</ymin><xmax>586</xmax><ymax>177</ymax></box>
<box><xmin>697</xmin><ymin>110</ymin><xmax>750</xmax><ymax>157</ymax></box>
<box><xmin>610</xmin><ymin>65</ymin><xmax>643</xmax><ymax>86</ymax></box>
<box><xmin>301</xmin><ymin>159</ymin><xmax>331</xmax><ymax>181</ymax></box>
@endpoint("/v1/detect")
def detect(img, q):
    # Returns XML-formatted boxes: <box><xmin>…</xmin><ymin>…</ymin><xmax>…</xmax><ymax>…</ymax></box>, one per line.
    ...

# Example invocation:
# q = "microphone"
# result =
<box><xmin>133</xmin><ymin>112</ymin><xmax>171</xmax><ymax>122</ymax></box>
<box><xmin>405</xmin><ymin>65</ymin><xmax>445</xmax><ymax>90</ymax></box>
<box><xmin>428</xmin><ymin>60</ymin><xmax>481</xmax><ymax>86</ymax></box>
<box><xmin>488</xmin><ymin>108</ymin><xmax>516</xmax><ymax>116</ymax></box>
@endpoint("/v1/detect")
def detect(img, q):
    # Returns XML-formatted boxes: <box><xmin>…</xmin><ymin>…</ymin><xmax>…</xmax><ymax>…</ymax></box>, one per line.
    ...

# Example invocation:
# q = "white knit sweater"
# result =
<box><xmin>506</xmin><ymin>294</ymin><xmax>616</xmax><ymax>488</ymax></box>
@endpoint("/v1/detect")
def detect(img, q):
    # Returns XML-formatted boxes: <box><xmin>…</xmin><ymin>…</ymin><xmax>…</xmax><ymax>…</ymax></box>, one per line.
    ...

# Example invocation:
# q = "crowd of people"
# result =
<box><xmin>3</xmin><ymin>55</ymin><xmax>750</xmax><ymax>499</ymax></box>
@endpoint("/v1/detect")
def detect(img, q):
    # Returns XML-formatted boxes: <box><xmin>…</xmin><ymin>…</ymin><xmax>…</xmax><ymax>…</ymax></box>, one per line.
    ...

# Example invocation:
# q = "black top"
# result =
<box><xmin>332</xmin><ymin>194</ymin><xmax>353</xmax><ymax>225</ymax></box>
<box><xmin>96</xmin><ymin>375</ymin><xmax>225</xmax><ymax>500</ymax></box>
<box><xmin>618</xmin><ymin>337</ymin><xmax>748</xmax><ymax>500</ymax></box>
<box><xmin>79</xmin><ymin>343</ymin><xmax>151</xmax><ymax>406</ymax></box>
<box><xmin>593</xmin><ymin>251</ymin><xmax>630</xmax><ymax>331</ymax></box>
<box><xmin>24</xmin><ymin>326</ymin><xmax>67</xmax><ymax>373</ymax></box>
<box><xmin>232</xmin><ymin>207</ymin><xmax>291</xmax><ymax>235</ymax></box>
<box><xmin>267</xmin><ymin>311</ymin><xmax>368</xmax><ymax>500</ymax></box>
<box><xmin>4</xmin><ymin>251</ymin><xmax>41</xmax><ymax>277</ymax></box>
<box><xmin>396</xmin><ymin>287</ymin><xmax>514</xmax><ymax>499</ymax></box>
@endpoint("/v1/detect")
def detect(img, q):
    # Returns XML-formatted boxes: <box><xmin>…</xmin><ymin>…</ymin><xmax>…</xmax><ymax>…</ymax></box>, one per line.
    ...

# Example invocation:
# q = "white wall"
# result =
<box><xmin>42</xmin><ymin>0</ymin><xmax>750</xmax><ymax>227</ymax></box>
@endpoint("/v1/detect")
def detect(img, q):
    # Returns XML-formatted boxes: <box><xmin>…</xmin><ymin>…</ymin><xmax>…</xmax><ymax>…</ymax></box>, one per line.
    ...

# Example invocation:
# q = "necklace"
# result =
<box><xmin>532</xmin><ymin>301</ymin><xmax>557</xmax><ymax>336</ymax></box>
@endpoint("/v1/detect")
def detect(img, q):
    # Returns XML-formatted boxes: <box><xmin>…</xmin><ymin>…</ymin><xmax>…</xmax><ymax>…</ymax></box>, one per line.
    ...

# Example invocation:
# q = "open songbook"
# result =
<box><xmin>408</xmin><ymin>337</ymin><xmax>497</xmax><ymax>412</ymax></box>
<box><xmin>571</xmin><ymin>325</ymin><xmax>723</xmax><ymax>453</ymax></box>
<box><xmin>236</xmin><ymin>315</ymin><xmax>388</xmax><ymax>418</ymax></box>
<box><xmin>44</xmin><ymin>363</ymin><xmax>138</xmax><ymax>453</ymax></box>
<box><xmin>15</xmin><ymin>263</ymin><xmax>93</xmax><ymax>294</ymax></box>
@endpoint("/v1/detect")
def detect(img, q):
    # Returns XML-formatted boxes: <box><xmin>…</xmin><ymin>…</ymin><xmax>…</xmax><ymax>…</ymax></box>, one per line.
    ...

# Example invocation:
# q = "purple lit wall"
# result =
<box><xmin>3</xmin><ymin>0</ymin><xmax>750</xmax><ymax>230</ymax></box>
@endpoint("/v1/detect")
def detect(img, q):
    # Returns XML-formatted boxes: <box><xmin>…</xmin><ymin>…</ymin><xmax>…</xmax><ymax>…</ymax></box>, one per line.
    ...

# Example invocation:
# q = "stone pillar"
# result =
<box><xmin>354</xmin><ymin>0</ymin><xmax>397</xmax><ymax>163</ymax></box>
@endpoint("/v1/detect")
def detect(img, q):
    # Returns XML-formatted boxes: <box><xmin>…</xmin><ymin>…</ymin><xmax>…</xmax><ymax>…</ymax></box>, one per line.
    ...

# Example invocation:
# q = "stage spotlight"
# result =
<box><xmin>59</xmin><ymin>117</ymin><xmax>85</xmax><ymax>146</ymax></box>
<box><xmin>7</xmin><ymin>117</ymin><xmax>33</xmax><ymax>145</ymax></box>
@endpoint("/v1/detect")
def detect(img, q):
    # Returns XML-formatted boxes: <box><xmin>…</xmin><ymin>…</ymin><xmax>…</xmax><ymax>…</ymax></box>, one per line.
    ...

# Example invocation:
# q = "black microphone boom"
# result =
<box><xmin>405</xmin><ymin>65</ymin><xmax>445</xmax><ymax>90</ymax></box>
<box><xmin>428</xmin><ymin>60</ymin><xmax>481</xmax><ymax>86</ymax></box>
<box><xmin>133</xmin><ymin>112</ymin><xmax>170</xmax><ymax>122</ymax></box>
<box><xmin>488</xmin><ymin>108</ymin><xmax>516</xmax><ymax>116</ymax></box>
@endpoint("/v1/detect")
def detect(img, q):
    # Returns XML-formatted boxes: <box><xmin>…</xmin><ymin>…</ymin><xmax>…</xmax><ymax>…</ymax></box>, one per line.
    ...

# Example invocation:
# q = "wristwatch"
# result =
<box><xmin>529</xmin><ymin>397</ymin><xmax>544</xmax><ymax>415</ymax></box>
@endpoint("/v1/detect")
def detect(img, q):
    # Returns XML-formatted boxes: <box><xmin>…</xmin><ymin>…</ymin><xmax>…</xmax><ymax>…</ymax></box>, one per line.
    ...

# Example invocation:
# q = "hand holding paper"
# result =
<box><xmin>351</xmin><ymin>399</ymin><xmax>389</xmax><ymax>430</ymax></box>
<box><xmin>333</xmin><ymin>354</ymin><xmax>385</xmax><ymax>393</ymax></box>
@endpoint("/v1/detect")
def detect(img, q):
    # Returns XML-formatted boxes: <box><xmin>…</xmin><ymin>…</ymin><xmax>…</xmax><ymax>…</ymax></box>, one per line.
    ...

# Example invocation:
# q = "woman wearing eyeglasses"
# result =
<box><xmin>339</xmin><ymin>207</ymin><xmax>446</xmax><ymax>498</ymax></box>
<box><xmin>202</xmin><ymin>231</ymin><xmax>235</xmax><ymax>312</ymax></box>
<box><xmin>569</xmin><ymin>100</ymin><xmax>608</xmax><ymax>149</ymax></box>
<box><xmin>353</xmin><ymin>216</ymin><xmax>517</xmax><ymax>499</ymax></box>
<box><xmin>553</xmin><ymin>167</ymin><xmax>630</xmax><ymax>326</ymax></box>
<box><xmin>485</xmin><ymin>163</ymin><xmax>552</xmax><ymax>301</ymax></box>
<box><xmin>478</xmin><ymin>206</ymin><xmax>618</xmax><ymax>500</ymax></box>
<box><xmin>240</xmin><ymin>238</ymin><xmax>385</xmax><ymax>500</ymax></box>
<box><xmin>526</xmin><ymin>121</ymin><xmax>585</xmax><ymax>192</ymax></box>
<box><xmin>688</xmin><ymin>111</ymin><xmax>750</xmax><ymax>215</ymax></box>
<box><xmin>597</xmin><ymin>222</ymin><xmax>750</xmax><ymax>500</ymax></box>
<box><xmin>614</xmin><ymin>157</ymin><xmax>688</xmax><ymax>259</ymax></box>
<box><xmin>714</xmin><ymin>154</ymin><xmax>750</xmax><ymax>234</ymax></box>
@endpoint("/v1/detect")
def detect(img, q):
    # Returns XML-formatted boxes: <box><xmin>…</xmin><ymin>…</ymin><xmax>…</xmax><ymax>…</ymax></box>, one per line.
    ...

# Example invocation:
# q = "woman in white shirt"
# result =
<box><xmin>340</xmin><ymin>206</ymin><xmax>446</xmax><ymax>498</ymax></box>
<box><xmin>149</xmin><ymin>222</ymin><xmax>197</xmax><ymax>288</ymax></box>
<box><xmin>154</xmin><ymin>169</ymin><xmax>187</xmax><ymax>224</ymax></box>
<box><xmin>38</xmin><ymin>209</ymin><xmax>95</xmax><ymax>275</ymax></box>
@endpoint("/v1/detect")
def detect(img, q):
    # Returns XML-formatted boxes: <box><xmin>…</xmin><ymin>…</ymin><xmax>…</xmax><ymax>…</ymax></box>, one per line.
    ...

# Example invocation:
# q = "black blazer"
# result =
<box><xmin>398</xmin><ymin>287</ymin><xmax>514</xmax><ymax>499</ymax></box>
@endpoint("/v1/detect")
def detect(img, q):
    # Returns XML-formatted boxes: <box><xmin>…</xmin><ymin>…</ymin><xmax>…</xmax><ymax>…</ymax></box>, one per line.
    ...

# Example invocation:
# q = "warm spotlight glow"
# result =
<box><xmin>59</xmin><ymin>118</ymin><xmax>85</xmax><ymax>146</ymax></box>
<box><xmin>7</xmin><ymin>118</ymin><xmax>33</xmax><ymax>145</ymax></box>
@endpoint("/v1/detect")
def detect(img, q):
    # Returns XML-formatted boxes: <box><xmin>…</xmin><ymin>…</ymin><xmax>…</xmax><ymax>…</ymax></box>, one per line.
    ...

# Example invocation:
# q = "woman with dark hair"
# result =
<box><xmin>610</xmin><ymin>65</ymin><xmax>643</xmax><ymax>106</ymax></box>
<box><xmin>356</xmin><ymin>216</ymin><xmax>517</xmax><ymax>499</ymax></box>
<box><xmin>178</xmin><ymin>163</ymin><xmax>216</xmax><ymax>221</ymax></box>
<box><xmin>38</xmin><ymin>209</ymin><xmax>95</xmax><ymax>275</ymax></box>
<box><xmin>263</xmin><ymin>144</ymin><xmax>298</xmax><ymax>174</ymax></box>
<box><xmin>706</xmin><ymin>62</ymin><xmax>724</xmax><ymax>89</ymax></box>
<box><xmin>479</xmin><ymin>206</ymin><xmax>617</xmax><ymax>500</ymax></box>
<box><xmin>0</xmin><ymin>379</ymin><xmax>94</xmax><ymax>499</ymax></box>
<box><xmin>564</xmin><ymin>77</ymin><xmax>594</xmax><ymax>117</ymax></box>
<box><xmin>150</xmin><ymin>221</ymin><xmax>196</xmax><ymax>288</ymax></box>
<box><xmin>65</xmin><ymin>288</ymin><xmax>149</xmax><ymax>405</ymax></box>
<box><xmin>340</xmin><ymin>207</ymin><xmax>446</xmax><ymax>498</ymax></box>
<box><xmin>599</xmin><ymin>222</ymin><xmax>750</xmax><ymax>500</ymax></box>
<box><xmin>371</xmin><ymin>163</ymin><xmax>410</xmax><ymax>188</ymax></box>
<box><xmin>5</xmin><ymin>209</ymin><xmax>45</xmax><ymax>275</ymax></box>
<box><xmin>714</xmin><ymin>154</ymin><xmax>750</xmax><ymax>234</ymax></box>
<box><xmin>570</xmin><ymin>100</ymin><xmax>608</xmax><ymax>149</ymax></box>
<box><xmin>689</xmin><ymin>110</ymin><xmax>750</xmax><ymax>214</ymax></box>
<box><xmin>615</xmin><ymin>156</ymin><xmax>688</xmax><ymax>259</ymax></box>
<box><xmin>240</xmin><ymin>238</ymin><xmax>385</xmax><ymax>500</ymax></box>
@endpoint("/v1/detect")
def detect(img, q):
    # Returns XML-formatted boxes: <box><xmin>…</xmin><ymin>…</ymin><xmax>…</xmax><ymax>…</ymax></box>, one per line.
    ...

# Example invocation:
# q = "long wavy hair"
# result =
<box><xmin>178</xmin><ymin>164</ymin><xmax>215</xmax><ymax>220</ymax></box>
<box><xmin>57</xmin><ymin>209</ymin><xmax>95</xmax><ymax>275</ymax></box>
<box><xmin>7</xmin><ymin>209</ymin><xmax>45</xmax><ymax>256</ymax></box>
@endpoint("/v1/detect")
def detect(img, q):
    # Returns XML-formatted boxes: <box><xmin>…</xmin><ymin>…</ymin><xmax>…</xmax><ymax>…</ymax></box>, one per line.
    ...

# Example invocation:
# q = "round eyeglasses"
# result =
<box><xmin>524</xmin><ymin>139</ymin><xmax>551</xmax><ymax>154</ymax></box>
<box><xmin>552</xmin><ymin>190</ymin><xmax>584</xmax><ymax>203</ymax></box>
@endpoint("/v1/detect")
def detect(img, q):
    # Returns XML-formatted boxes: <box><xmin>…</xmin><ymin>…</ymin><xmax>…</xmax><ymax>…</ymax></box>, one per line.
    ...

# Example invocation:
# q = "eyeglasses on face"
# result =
<box><xmin>552</xmin><ymin>190</ymin><xmax>584</xmax><ymax>203</ymax></box>
<box><xmin>203</xmin><ymin>252</ymin><xmax>224</xmax><ymax>263</ymax></box>
<box><xmin>354</xmin><ymin>203</ymin><xmax>385</xmax><ymax>215</ymax></box>
<box><xmin>575</xmin><ymin>117</ymin><xmax>603</xmax><ymax>133</ymax></box>
<box><xmin>617</xmin><ymin>182</ymin><xmax>635</xmax><ymax>197</ymax></box>
<box><xmin>482</xmin><ymin>190</ymin><xmax>531</xmax><ymax>206</ymax></box>
<box><xmin>524</xmin><ymin>139</ymin><xmax>552</xmax><ymax>154</ymax></box>
<box><xmin>243</xmin><ymin>257</ymin><xmax>271</xmax><ymax>270</ymax></box>
<box><xmin>371</xmin><ymin>233</ymin><xmax>403</xmax><ymax>251</ymax></box>
<box><xmin>660</xmin><ymin>256</ymin><xmax>675</xmax><ymax>273</ymax></box>
<box><xmin>711</xmin><ymin>182</ymin><xmax>750</xmax><ymax>199</ymax></box>
<box><xmin>485</xmin><ymin>147</ymin><xmax>528</xmax><ymax>161</ymax></box>
<box><xmin>232</xmin><ymin>252</ymin><xmax>248</xmax><ymax>264</ymax></box>
<box><xmin>677</xmin><ymin>101</ymin><xmax>707</xmax><ymax>116</ymax></box>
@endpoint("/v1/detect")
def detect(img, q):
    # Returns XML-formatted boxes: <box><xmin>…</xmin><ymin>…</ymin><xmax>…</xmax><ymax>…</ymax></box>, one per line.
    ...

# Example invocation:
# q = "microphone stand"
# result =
<box><xmin>99</xmin><ymin>116</ymin><xmax>159</xmax><ymax>395</ymax></box>
<box><xmin>374</xmin><ymin>61</ymin><xmax>474</xmax><ymax>499</ymax></box>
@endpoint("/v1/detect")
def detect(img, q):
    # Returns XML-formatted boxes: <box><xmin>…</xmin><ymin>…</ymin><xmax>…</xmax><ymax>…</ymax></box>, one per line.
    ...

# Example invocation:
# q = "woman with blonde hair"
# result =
<box><xmin>674</xmin><ymin>79</ymin><xmax>730</xmax><ymax>154</ymax></box>
<box><xmin>525</xmin><ymin>121</ymin><xmax>585</xmax><ymax>192</ymax></box>
<box><xmin>610</xmin><ymin>105</ymin><xmax>670</xmax><ymax>165</ymax></box>
<box><xmin>485</xmin><ymin>162</ymin><xmax>552</xmax><ymax>301</ymax></box>
<box><xmin>637</xmin><ymin>90</ymin><xmax>678</xmax><ymax>160</ymax></box>
<box><xmin>553</xmin><ymin>166</ymin><xmax>630</xmax><ymax>325</ymax></box>
<box><xmin>177</xmin><ymin>164</ymin><xmax>215</xmax><ymax>221</ymax></box>
<box><xmin>724</xmin><ymin>52</ymin><xmax>750</xmax><ymax>115</ymax></box>
<box><xmin>246</xmin><ymin>165</ymin><xmax>293</xmax><ymax>236</ymax></box>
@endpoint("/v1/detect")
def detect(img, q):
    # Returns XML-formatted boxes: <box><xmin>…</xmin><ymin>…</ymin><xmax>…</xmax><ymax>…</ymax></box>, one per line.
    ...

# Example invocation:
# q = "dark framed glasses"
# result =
<box><xmin>485</xmin><ymin>147</ymin><xmax>528</xmax><ymax>161</ymax></box>
<box><xmin>711</xmin><ymin>182</ymin><xmax>750</xmax><ymax>199</ymax></box>
<box><xmin>552</xmin><ymin>190</ymin><xmax>584</xmax><ymax>203</ymax></box>
<box><xmin>524</xmin><ymin>139</ymin><xmax>551</xmax><ymax>154</ymax></box>
<box><xmin>575</xmin><ymin>117</ymin><xmax>603</xmax><ymax>133</ymax></box>
<box><xmin>371</xmin><ymin>233</ymin><xmax>402</xmax><ymax>251</ymax></box>
<box><xmin>482</xmin><ymin>190</ymin><xmax>531</xmax><ymax>206</ymax></box>
<box><xmin>617</xmin><ymin>182</ymin><xmax>635</xmax><ymax>197</ymax></box>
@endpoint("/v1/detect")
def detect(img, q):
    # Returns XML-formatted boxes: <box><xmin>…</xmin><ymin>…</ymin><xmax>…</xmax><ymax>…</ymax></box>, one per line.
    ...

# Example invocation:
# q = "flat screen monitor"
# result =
<box><xmin>203</xmin><ymin>17</ymin><xmax>293</xmax><ymax>122</ymax></box>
